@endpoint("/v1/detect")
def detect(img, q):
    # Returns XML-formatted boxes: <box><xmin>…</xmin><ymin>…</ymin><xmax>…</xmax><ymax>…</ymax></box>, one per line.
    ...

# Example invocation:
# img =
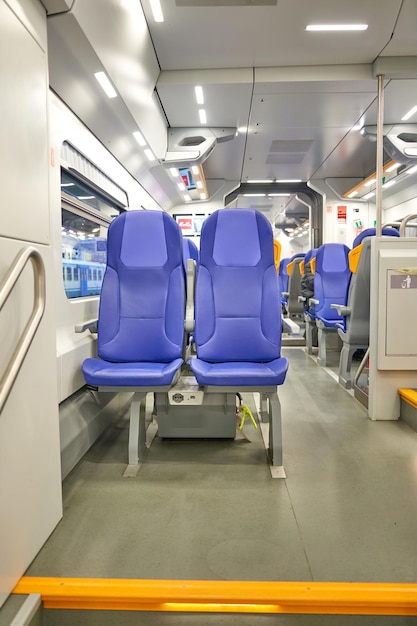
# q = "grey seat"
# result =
<box><xmin>285</xmin><ymin>255</ymin><xmax>305</xmax><ymax>321</ymax></box>
<box><xmin>334</xmin><ymin>227</ymin><xmax>400</xmax><ymax>388</ymax></box>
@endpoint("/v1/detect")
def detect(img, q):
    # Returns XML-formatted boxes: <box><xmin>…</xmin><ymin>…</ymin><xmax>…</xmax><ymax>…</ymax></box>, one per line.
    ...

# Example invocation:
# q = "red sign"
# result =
<box><xmin>337</xmin><ymin>205</ymin><xmax>347</xmax><ymax>223</ymax></box>
<box><xmin>177</xmin><ymin>218</ymin><xmax>192</xmax><ymax>231</ymax></box>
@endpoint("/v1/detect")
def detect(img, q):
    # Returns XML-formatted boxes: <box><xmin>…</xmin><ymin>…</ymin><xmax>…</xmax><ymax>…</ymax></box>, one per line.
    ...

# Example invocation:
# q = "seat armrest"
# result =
<box><xmin>310</xmin><ymin>298</ymin><xmax>319</xmax><ymax>305</ymax></box>
<box><xmin>298</xmin><ymin>296</ymin><xmax>306</xmax><ymax>302</ymax></box>
<box><xmin>75</xmin><ymin>318</ymin><xmax>98</xmax><ymax>333</ymax></box>
<box><xmin>282</xmin><ymin>291</ymin><xmax>289</xmax><ymax>298</ymax></box>
<box><xmin>185</xmin><ymin>258</ymin><xmax>196</xmax><ymax>332</ymax></box>
<box><xmin>330</xmin><ymin>304</ymin><xmax>351</xmax><ymax>316</ymax></box>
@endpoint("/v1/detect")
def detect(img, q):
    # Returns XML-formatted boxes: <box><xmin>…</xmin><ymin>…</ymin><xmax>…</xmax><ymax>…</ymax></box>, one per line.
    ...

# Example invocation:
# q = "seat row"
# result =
<box><xmin>81</xmin><ymin>209</ymin><xmax>289</xmax><ymax>470</ymax></box>
<box><xmin>279</xmin><ymin>227</ymin><xmax>400</xmax><ymax>387</ymax></box>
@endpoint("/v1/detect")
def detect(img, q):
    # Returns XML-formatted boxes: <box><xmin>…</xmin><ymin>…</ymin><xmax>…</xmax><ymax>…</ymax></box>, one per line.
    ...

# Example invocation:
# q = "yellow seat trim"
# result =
<box><xmin>398</xmin><ymin>388</ymin><xmax>417</xmax><ymax>410</ymax></box>
<box><xmin>310</xmin><ymin>256</ymin><xmax>316</xmax><ymax>274</ymax></box>
<box><xmin>349</xmin><ymin>243</ymin><xmax>363</xmax><ymax>274</ymax></box>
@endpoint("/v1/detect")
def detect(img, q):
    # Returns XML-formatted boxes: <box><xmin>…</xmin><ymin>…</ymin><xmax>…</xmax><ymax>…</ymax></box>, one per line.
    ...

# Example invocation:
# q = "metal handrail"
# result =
<box><xmin>0</xmin><ymin>247</ymin><xmax>46</xmax><ymax>414</ymax></box>
<box><xmin>400</xmin><ymin>214</ymin><xmax>417</xmax><ymax>237</ymax></box>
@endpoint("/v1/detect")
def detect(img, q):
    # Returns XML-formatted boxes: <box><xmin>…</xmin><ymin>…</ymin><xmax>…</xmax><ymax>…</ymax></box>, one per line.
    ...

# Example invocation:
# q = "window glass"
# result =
<box><xmin>61</xmin><ymin>169</ymin><xmax>124</xmax><ymax>299</ymax></box>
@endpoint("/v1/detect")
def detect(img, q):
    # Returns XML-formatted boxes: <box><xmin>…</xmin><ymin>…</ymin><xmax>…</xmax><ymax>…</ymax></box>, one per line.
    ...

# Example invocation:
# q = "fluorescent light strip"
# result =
<box><xmin>184</xmin><ymin>194</ymin><xmax>192</xmax><ymax>202</ymax></box>
<box><xmin>247</xmin><ymin>179</ymin><xmax>273</xmax><ymax>183</ymax></box>
<box><xmin>94</xmin><ymin>72</ymin><xmax>117</xmax><ymax>99</ymax></box>
<box><xmin>78</xmin><ymin>195</ymin><xmax>95</xmax><ymax>200</ymax></box>
<box><xmin>406</xmin><ymin>165</ymin><xmax>417</xmax><ymax>175</ymax></box>
<box><xmin>195</xmin><ymin>86</ymin><xmax>204</xmax><ymax>105</ymax></box>
<box><xmin>133</xmin><ymin>131</ymin><xmax>146</xmax><ymax>147</ymax></box>
<box><xmin>363</xmin><ymin>192</ymin><xmax>375</xmax><ymax>200</ymax></box>
<box><xmin>306</xmin><ymin>24</ymin><xmax>368</xmax><ymax>31</ymax></box>
<box><xmin>199</xmin><ymin>193</ymin><xmax>207</xmax><ymax>200</ymax></box>
<box><xmin>144</xmin><ymin>149</ymin><xmax>156</xmax><ymax>161</ymax></box>
<box><xmin>277</xmin><ymin>179</ymin><xmax>301</xmax><ymax>183</ymax></box>
<box><xmin>347</xmin><ymin>191</ymin><xmax>358</xmax><ymax>198</ymax></box>
<box><xmin>243</xmin><ymin>193</ymin><xmax>265</xmax><ymax>197</ymax></box>
<box><xmin>364</xmin><ymin>178</ymin><xmax>376</xmax><ymax>187</ymax></box>
<box><xmin>382</xmin><ymin>180</ymin><xmax>396</xmax><ymax>189</ymax></box>
<box><xmin>401</xmin><ymin>105</ymin><xmax>417</xmax><ymax>121</ymax></box>
<box><xmin>150</xmin><ymin>0</ymin><xmax>164</xmax><ymax>22</ymax></box>
<box><xmin>199</xmin><ymin>109</ymin><xmax>207</xmax><ymax>124</ymax></box>
<box><xmin>170</xmin><ymin>168</ymin><xmax>179</xmax><ymax>177</ymax></box>
<box><xmin>61</xmin><ymin>183</ymin><xmax>75</xmax><ymax>187</ymax></box>
<box><xmin>385</xmin><ymin>162</ymin><xmax>400</xmax><ymax>173</ymax></box>
<box><xmin>191</xmin><ymin>166</ymin><xmax>199</xmax><ymax>175</ymax></box>
<box><xmin>268</xmin><ymin>193</ymin><xmax>291</xmax><ymax>197</ymax></box>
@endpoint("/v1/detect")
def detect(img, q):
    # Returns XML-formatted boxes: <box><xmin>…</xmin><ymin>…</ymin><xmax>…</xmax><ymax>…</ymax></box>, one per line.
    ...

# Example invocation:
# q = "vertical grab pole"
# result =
<box><xmin>375</xmin><ymin>74</ymin><xmax>384</xmax><ymax>237</ymax></box>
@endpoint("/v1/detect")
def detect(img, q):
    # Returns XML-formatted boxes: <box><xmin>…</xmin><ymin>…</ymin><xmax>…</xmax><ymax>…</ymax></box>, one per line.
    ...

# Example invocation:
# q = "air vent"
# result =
<box><xmin>162</xmin><ymin>127</ymin><xmax>236</xmax><ymax>168</ymax></box>
<box><xmin>179</xmin><ymin>136</ymin><xmax>207</xmax><ymax>147</ymax></box>
<box><xmin>361</xmin><ymin>124</ymin><xmax>417</xmax><ymax>164</ymax></box>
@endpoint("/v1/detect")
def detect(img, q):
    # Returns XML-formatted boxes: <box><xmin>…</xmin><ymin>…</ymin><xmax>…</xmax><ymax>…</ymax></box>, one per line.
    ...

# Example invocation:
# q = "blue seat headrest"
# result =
<box><xmin>352</xmin><ymin>227</ymin><xmax>400</xmax><ymax>248</ymax></box>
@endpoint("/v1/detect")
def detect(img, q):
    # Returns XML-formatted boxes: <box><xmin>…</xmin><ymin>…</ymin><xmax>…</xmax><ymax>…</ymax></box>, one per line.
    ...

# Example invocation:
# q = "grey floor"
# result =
<box><xmin>25</xmin><ymin>347</ymin><xmax>417</xmax><ymax>625</ymax></box>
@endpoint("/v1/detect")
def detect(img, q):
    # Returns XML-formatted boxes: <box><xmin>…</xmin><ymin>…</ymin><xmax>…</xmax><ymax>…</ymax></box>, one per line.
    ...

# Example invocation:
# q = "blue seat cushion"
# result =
<box><xmin>190</xmin><ymin>356</ymin><xmax>288</xmax><ymax>387</ymax></box>
<box><xmin>82</xmin><ymin>357</ymin><xmax>183</xmax><ymax>387</ymax></box>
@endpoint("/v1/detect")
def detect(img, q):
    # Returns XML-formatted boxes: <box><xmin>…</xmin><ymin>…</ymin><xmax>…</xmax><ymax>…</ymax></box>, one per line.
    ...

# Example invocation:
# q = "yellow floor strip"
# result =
<box><xmin>12</xmin><ymin>577</ymin><xmax>417</xmax><ymax>615</ymax></box>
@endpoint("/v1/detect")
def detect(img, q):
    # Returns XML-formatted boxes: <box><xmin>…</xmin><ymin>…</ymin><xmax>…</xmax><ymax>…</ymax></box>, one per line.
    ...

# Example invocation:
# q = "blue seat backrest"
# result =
<box><xmin>304</xmin><ymin>248</ymin><xmax>317</xmax><ymax>266</ymax></box>
<box><xmin>314</xmin><ymin>243</ymin><xmax>351</xmax><ymax>322</ymax></box>
<box><xmin>194</xmin><ymin>209</ymin><xmax>282</xmax><ymax>363</ymax></box>
<box><xmin>97</xmin><ymin>210</ymin><xmax>185</xmax><ymax>363</ymax></box>
<box><xmin>352</xmin><ymin>226</ymin><xmax>400</xmax><ymax>248</ymax></box>
<box><xmin>182</xmin><ymin>238</ymin><xmax>199</xmax><ymax>272</ymax></box>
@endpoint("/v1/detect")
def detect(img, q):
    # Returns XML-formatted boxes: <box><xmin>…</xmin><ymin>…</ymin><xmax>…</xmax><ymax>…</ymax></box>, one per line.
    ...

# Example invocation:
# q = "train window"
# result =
<box><xmin>60</xmin><ymin>167</ymin><xmax>125</xmax><ymax>299</ymax></box>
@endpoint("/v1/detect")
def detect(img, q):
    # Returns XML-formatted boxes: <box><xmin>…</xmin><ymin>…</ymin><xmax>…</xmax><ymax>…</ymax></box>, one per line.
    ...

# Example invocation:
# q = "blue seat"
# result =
<box><xmin>182</xmin><ymin>238</ymin><xmax>199</xmax><ymax>271</ymax></box>
<box><xmin>190</xmin><ymin>209</ymin><xmax>289</xmax><ymax>468</ymax></box>
<box><xmin>312</xmin><ymin>243</ymin><xmax>351</xmax><ymax>366</ymax></box>
<box><xmin>299</xmin><ymin>248</ymin><xmax>317</xmax><ymax>354</ymax></box>
<box><xmin>182</xmin><ymin>238</ymin><xmax>200</xmax><ymax>357</ymax></box>
<box><xmin>82</xmin><ymin>210</ymin><xmax>185</xmax><ymax>464</ymax></box>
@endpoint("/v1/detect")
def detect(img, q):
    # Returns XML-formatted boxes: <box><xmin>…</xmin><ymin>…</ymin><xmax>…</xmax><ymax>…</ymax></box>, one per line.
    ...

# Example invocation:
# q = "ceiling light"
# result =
<box><xmin>144</xmin><ymin>149</ymin><xmax>156</xmax><ymax>161</ymax></box>
<box><xmin>199</xmin><ymin>193</ymin><xmax>207</xmax><ymax>200</ymax></box>
<box><xmin>191</xmin><ymin>165</ymin><xmax>199</xmax><ymax>175</ymax></box>
<box><xmin>363</xmin><ymin>192</ymin><xmax>375</xmax><ymax>200</ymax></box>
<box><xmin>268</xmin><ymin>193</ymin><xmax>291</xmax><ymax>197</ymax></box>
<box><xmin>199</xmin><ymin>109</ymin><xmax>207</xmax><ymax>124</ymax></box>
<box><xmin>276</xmin><ymin>179</ymin><xmax>301</xmax><ymax>183</ymax></box>
<box><xmin>170</xmin><ymin>168</ymin><xmax>179</xmax><ymax>177</ymax></box>
<box><xmin>306</xmin><ymin>24</ymin><xmax>368</xmax><ymax>31</ymax></box>
<box><xmin>78</xmin><ymin>195</ymin><xmax>95</xmax><ymax>200</ymax></box>
<box><xmin>149</xmin><ymin>0</ymin><xmax>164</xmax><ymax>22</ymax></box>
<box><xmin>243</xmin><ymin>193</ymin><xmax>266</xmax><ymax>197</ymax></box>
<box><xmin>195</xmin><ymin>86</ymin><xmax>204</xmax><ymax>105</ymax></box>
<box><xmin>247</xmin><ymin>179</ymin><xmax>273</xmax><ymax>183</ymax></box>
<box><xmin>401</xmin><ymin>105</ymin><xmax>417</xmax><ymax>122</ymax></box>
<box><xmin>178</xmin><ymin>183</ymin><xmax>186</xmax><ymax>191</ymax></box>
<box><xmin>133</xmin><ymin>131</ymin><xmax>146</xmax><ymax>146</ymax></box>
<box><xmin>385</xmin><ymin>162</ymin><xmax>400</xmax><ymax>173</ymax></box>
<box><xmin>347</xmin><ymin>191</ymin><xmax>358</xmax><ymax>198</ymax></box>
<box><xmin>406</xmin><ymin>165</ymin><xmax>417</xmax><ymax>175</ymax></box>
<box><xmin>382</xmin><ymin>180</ymin><xmax>396</xmax><ymax>189</ymax></box>
<box><xmin>94</xmin><ymin>72</ymin><xmax>117</xmax><ymax>98</ymax></box>
<box><xmin>196</xmin><ymin>181</ymin><xmax>203</xmax><ymax>189</ymax></box>
<box><xmin>61</xmin><ymin>183</ymin><xmax>75</xmax><ymax>187</ymax></box>
<box><xmin>364</xmin><ymin>178</ymin><xmax>376</xmax><ymax>187</ymax></box>
<box><xmin>184</xmin><ymin>194</ymin><xmax>192</xmax><ymax>202</ymax></box>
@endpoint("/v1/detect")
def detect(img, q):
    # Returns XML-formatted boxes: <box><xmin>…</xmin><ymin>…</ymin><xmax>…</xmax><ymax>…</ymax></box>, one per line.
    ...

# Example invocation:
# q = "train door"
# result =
<box><xmin>0</xmin><ymin>0</ymin><xmax>62</xmax><ymax>607</ymax></box>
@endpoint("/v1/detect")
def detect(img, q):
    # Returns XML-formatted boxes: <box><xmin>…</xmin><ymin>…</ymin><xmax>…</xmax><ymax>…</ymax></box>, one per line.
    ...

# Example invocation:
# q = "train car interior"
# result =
<box><xmin>2</xmin><ymin>0</ymin><xmax>417</xmax><ymax>623</ymax></box>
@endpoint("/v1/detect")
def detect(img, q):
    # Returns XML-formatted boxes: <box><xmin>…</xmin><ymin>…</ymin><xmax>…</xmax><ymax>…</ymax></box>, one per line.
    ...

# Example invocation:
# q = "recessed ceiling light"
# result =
<box><xmin>94</xmin><ymin>72</ymin><xmax>117</xmax><ymax>98</ymax></box>
<box><xmin>144</xmin><ymin>149</ymin><xmax>156</xmax><ymax>161</ymax></box>
<box><xmin>401</xmin><ymin>105</ymin><xmax>417</xmax><ymax>121</ymax></box>
<box><xmin>133</xmin><ymin>131</ymin><xmax>146</xmax><ymax>146</ymax></box>
<box><xmin>195</xmin><ymin>86</ymin><xmax>204</xmax><ymax>105</ymax></box>
<box><xmin>199</xmin><ymin>109</ymin><xmax>207</xmax><ymax>124</ymax></box>
<box><xmin>306</xmin><ymin>24</ymin><xmax>368</xmax><ymax>31</ymax></box>
<box><xmin>150</xmin><ymin>0</ymin><xmax>164</xmax><ymax>22</ymax></box>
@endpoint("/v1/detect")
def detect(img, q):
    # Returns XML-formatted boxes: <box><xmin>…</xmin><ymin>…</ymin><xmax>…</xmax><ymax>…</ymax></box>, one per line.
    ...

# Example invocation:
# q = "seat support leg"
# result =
<box><xmin>267</xmin><ymin>390</ymin><xmax>283</xmax><ymax>468</ymax></box>
<box><xmin>317</xmin><ymin>327</ymin><xmax>328</xmax><ymax>366</ymax></box>
<box><xmin>128</xmin><ymin>392</ymin><xmax>147</xmax><ymax>465</ymax></box>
